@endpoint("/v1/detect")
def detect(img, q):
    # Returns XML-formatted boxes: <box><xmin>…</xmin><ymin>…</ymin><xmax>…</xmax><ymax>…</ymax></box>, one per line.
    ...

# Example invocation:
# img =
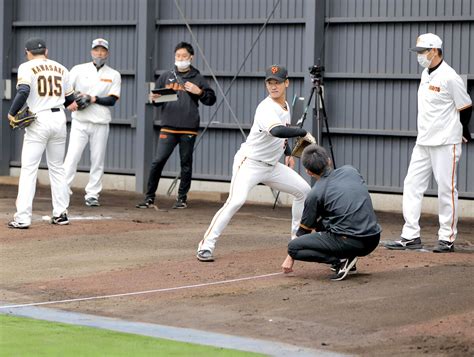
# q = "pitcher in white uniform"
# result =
<box><xmin>385</xmin><ymin>33</ymin><xmax>472</xmax><ymax>253</ymax></box>
<box><xmin>63</xmin><ymin>38</ymin><xmax>121</xmax><ymax>207</ymax></box>
<box><xmin>7</xmin><ymin>38</ymin><xmax>78</xmax><ymax>229</ymax></box>
<box><xmin>197</xmin><ymin>65</ymin><xmax>313</xmax><ymax>262</ymax></box>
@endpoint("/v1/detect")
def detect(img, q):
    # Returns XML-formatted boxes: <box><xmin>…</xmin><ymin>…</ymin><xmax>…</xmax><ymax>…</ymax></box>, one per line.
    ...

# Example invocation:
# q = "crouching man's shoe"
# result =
<box><xmin>384</xmin><ymin>237</ymin><xmax>422</xmax><ymax>250</ymax></box>
<box><xmin>331</xmin><ymin>257</ymin><xmax>358</xmax><ymax>281</ymax></box>
<box><xmin>433</xmin><ymin>240</ymin><xmax>454</xmax><ymax>253</ymax></box>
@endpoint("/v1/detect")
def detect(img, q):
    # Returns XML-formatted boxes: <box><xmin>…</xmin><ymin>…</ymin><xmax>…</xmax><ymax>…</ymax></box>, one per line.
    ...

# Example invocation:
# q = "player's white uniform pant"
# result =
<box><xmin>198</xmin><ymin>151</ymin><xmax>311</xmax><ymax>253</ymax></box>
<box><xmin>402</xmin><ymin>143</ymin><xmax>462</xmax><ymax>242</ymax></box>
<box><xmin>14</xmin><ymin>110</ymin><xmax>69</xmax><ymax>225</ymax></box>
<box><xmin>64</xmin><ymin>120</ymin><xmax>109</xmax><ymax>200</ymax></box>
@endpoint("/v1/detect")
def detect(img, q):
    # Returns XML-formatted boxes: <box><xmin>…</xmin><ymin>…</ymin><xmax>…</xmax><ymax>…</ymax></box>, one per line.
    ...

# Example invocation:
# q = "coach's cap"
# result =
<box><xmin>25</xmin><ymin>38</ymin><xmax>47</xmax><ymax>51</ymax></box>
<box><xmin>265</xmin><ymin>65</ymin><xmax>288</xmax><ymax>82</ymax></box>
<box><xmin>92</xmin><ymin>38</ymin><xmax>109</xmax><ymax>50</ymax></box>
<box><xmin>410</xmin><ymin>33</ymin><xmax>442</xmax><ymax>52</ymax></box>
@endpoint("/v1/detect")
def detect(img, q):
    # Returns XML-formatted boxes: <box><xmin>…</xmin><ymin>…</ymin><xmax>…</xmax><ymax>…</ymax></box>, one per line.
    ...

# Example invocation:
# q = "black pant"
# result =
<box><xmin>288</xmin><ymin>231</ymin><xmax>380</xmax><ymax>265</ymax></box>
<box><xmin>145</xmin><ymin>131</ymin><xmax>196</xmax><ymax>201</ymax></box>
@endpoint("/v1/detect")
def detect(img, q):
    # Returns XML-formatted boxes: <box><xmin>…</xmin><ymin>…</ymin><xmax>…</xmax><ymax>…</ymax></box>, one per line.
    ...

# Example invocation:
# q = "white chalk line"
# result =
<box><xmin>40</xmin><ymin>215</ymin><xmax>113</xmax><ymax>221</ymax></box>
<box><xmin>235</xmin><ymin>213</ymin><xmax>291</xmax><ymax>222</ymax></box>
<box><xmin>0</xmin><ymin>272</ymin><xmax>283</xmax><ymax>309</ymax></box>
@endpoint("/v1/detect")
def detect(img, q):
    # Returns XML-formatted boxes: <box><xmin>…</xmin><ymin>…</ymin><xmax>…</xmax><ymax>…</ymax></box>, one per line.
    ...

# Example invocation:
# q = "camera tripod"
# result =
<box><xmin>297</xmin><ymin>70</ymin><xmax>336</xmax><ymax>168</ymax></box>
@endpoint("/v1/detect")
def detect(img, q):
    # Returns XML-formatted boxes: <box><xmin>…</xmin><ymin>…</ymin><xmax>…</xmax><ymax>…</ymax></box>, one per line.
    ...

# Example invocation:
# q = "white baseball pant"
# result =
<box><xmin>64</xmin><ymin>120</ymin><xmax>110</xmax><ymax>200</ymax></box>
<box><xmin>402</xmin><ymin>143</ymin><xmax>462</xmax><ymax>242</ymax></box>
<box><xmin>198</xmin><ymin>151</ymin><xmax>311</xmax><ymax>253</ymax></box>
<box><xmin>14</xmin><ymin>110</ymin><xmax>69</xmax><ymax>225</ymax></box>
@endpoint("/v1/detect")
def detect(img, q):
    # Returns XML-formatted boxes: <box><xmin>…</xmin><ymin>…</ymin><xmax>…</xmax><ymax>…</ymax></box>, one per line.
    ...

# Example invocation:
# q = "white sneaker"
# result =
<box><xmin>8</xmin><ymin>220</ymin><xmax>30</xmax><ymax>229</ymax></box>
<box><xmin>196</xmin><ymin>250</ymin><xmax>214</xmax><ymax>262</ymax></box>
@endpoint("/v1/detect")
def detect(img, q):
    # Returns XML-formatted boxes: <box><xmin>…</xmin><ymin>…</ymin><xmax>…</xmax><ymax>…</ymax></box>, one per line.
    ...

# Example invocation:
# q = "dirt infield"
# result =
<box><xmin>1</xmin><ymin>183</ymin><xmax>473</xmax><ymax>356</ymax></box>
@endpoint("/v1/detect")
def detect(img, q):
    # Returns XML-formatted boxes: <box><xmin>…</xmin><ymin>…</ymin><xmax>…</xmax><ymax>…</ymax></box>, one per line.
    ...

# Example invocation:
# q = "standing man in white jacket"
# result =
<box><xmin>385</xmin><ymin>33</ymin><xmax>472</xmax><ymax>253</ymax></box>
<box><xmin>64</xmin><ymin>38</ymin><xmax>121</xmax><ymax>207</ymax></box>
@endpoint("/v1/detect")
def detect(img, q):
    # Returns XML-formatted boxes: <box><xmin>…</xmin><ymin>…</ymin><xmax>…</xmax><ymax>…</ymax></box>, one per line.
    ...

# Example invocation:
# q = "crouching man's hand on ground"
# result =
<box><xmin>281</xmin><ymin>255</ymin><xmax>294</xmax><ymax>274</ymax></box>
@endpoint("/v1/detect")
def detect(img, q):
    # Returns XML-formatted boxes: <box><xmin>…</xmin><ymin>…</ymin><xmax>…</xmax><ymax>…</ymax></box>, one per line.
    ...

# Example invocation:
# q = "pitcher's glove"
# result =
<box><xmin>291</xmin><ymin>132</ymin><xmax>316</xmax><ymax>158</ymax></box>
<box><xmin>74</xmin><ymin>91</ymin><xmax>92</xmax><ymax>110</ymax></box>
<box><xmin>8</xmin><ymin>105</ymin><xmax>36</xmax><ymax>129</ymax></box>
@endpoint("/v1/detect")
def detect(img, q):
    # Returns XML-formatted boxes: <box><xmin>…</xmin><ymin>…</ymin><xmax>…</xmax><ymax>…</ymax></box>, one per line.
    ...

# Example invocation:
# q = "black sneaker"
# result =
<box><xmin>7</xmin><ymin>220</ymin><xmax>30</xmax><ymax>229</ymax></box>
<box><xmin>172</xmin><ymin>198</ymin><xmax>187</xmax><ymax>209</ymax></box>
<box><xmin>433</xmin><ymin>240</ymin><xmax>454</xmax><ymax>253</ymax></box>
<box><xmin>384</xmin><ymin>237</ymin><xmax>422</xmax><ymax>250</ymax></box>
<box><xmin>136</xmin><ymin>198</ymin><xmax>154</xmax><ymax>209</ymax></box>
<box><xmin>331</xmin><ymin>260</ymin><xmax>357</xmax><ymax>273</ymax></box>
<box><xmin>85</xmin><ymin>197</ymin><xmax>100</xmax><ymax>207</ymax></box>
<box><xmin>196</xmin><ymin>250</ymin><xmax>214</xmax><ymax>262</ymax></box>
<box><xmin>331</xmin><ymin>257</ymin><xmax>358</xmax><ymax>281</ymax></box>
<box><xmin>51</xmin><ymin>212</ymin><xmax>69</xmax><ymax>225</ymax></box>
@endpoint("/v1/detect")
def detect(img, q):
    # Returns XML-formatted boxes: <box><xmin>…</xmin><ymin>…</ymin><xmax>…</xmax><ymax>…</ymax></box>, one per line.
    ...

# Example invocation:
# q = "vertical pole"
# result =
<box><xmin>304</xmin><ymin>0</ymin><xmax>326</xmax><ymax>144</ymax></box>
<box><xmin>0</xmin><ymin>0</ymin><xmax>14</xmax><ymax>175</ymax></box>
<box><xmin>135</xmin><ymin>0</ymin><xmax>156</xmax><ymax>192</ymax></box>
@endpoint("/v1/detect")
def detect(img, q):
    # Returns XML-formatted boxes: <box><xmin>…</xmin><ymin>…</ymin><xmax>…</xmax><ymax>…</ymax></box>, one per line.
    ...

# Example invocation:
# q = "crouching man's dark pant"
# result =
<box><xmin>288</xmin><ymin>231</ymin><xmax>380</xmax><ymax>265</ymax></box>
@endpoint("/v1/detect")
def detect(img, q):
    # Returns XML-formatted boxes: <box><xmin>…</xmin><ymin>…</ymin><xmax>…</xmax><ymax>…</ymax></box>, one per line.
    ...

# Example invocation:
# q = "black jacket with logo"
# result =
<box><xmin>153</xmin><ymin>66</ymin><xmax>216</xmax><ymax>130</ymax></box>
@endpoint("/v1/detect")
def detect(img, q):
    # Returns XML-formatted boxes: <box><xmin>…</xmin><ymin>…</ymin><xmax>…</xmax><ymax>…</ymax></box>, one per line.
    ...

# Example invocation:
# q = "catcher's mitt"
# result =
<box><xmin>9</xmin><ymin>105</ymin><xmax>36</xmax><ymax>129</ymax></box>
<box><xmin>291</xmin><ymin>132</ymin><xmax>316</xmax><ymax>158</ymax></box>
<box><xmin>74</xmin><ymin>91</ymin><xmax>92</xmax><ymax>110</ymax></box>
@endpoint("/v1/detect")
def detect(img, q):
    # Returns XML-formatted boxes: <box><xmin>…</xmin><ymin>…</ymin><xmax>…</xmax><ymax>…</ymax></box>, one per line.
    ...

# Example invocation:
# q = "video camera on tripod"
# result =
<box><xmin>309</xmin><ymin>64</ymin><xmax>325</xmax><ymax>84</ymax></box>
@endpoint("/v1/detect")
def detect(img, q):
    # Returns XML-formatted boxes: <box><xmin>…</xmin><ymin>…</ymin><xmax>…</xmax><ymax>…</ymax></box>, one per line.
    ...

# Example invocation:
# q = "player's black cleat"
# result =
<box><xmin>384</xmin><ymin>237</ymin><xmax>422</xmax><ymax>250</ymax></box>
<box><xmin>433</xmin><ymin>240</ymin><xmax>454</xmax><ymax>253</ymax></box>
<box><xmin>136</xmin><ymin>198</ymin><xmax>154</xmax><ymax>209</ymax></box>
<box><xmin>51</xmin><ymin>212</ymin><xmax>69</xmax><ymax>225</ymax></box>
<box><xmin>172</xmin><ymin>198</ymin><xmax>187</xmax><ymax>209</ymax></box>
<box><xmin>7</xmin><ymin>220</ymin><xmax>30</xmax><ymax>229</ymax></box>
<box><xmin>331</xmin><ymin>257</ymin><xmax>358</xmax><ymax>281</ymax></box>
<box><xmin>196</xmin><ymin>250</ymin><xmax>214</xmax><ymax>262</ymax></box>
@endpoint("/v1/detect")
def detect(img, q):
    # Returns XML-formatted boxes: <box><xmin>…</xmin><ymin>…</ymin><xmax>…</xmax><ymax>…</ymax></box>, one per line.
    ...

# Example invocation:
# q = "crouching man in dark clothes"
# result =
<box><xmin>281</xmin><ymin>144</ymin><xmax>382</xmax><ymax>281</ymax></box>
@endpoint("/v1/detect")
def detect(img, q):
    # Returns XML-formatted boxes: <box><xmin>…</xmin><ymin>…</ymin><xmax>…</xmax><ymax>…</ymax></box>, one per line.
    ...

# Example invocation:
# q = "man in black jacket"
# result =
<box><xmin>281</xmin><ymin>144</ymin><xmax>382</xmax><ymax>281</ymax></box>
<box><xmin>137</xmin><ymin>42</ymin><xmax>216</xmax><ymax>209</ymax></box>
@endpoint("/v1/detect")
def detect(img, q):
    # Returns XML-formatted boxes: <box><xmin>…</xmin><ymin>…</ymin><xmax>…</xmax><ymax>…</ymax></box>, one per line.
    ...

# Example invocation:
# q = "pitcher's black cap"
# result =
<box><xmin>265</xmin><ymin>65</ymin><xmax>288</xmax><ymax>82</ymax></box>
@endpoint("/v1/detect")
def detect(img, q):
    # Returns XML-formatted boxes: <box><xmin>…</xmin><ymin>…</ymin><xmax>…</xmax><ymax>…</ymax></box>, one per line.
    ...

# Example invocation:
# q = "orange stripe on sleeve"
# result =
<box><xmin>161</xmin><ymin>128</ymin><xmax>198</xmax><ymax>135</ymax></box>
<box><xmin>299</xmin><ymin>223</ymin><xmax>313</xmax><ymax>231</ymax></box>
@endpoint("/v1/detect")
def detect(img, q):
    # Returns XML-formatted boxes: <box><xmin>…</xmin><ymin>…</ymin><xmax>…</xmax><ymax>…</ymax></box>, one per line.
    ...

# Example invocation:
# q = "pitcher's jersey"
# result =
<box><xmin>16</xmin><ymin>58</ymin><xmax>73</xmax><ymax>113</ymax></box>
<box><xmin>417</xmin><ymin>61</ymin><xmax>472</xmax><ymax>145</ymax></box>
<box><xmin>240</xmin><ymin>96</ymin><xmax>290</xmax><ymax>165</ymax></box>
<box><xmin>69</xmin><ymin>62</ymin><xmax>121</xmax><ymax>124</ymax></box>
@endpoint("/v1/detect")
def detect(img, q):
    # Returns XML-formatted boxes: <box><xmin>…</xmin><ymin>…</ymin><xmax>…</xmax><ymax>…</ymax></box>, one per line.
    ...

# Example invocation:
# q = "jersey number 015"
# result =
<box><xmin>37</xmin><ymin>75</ymin><xmax>62</xmax><ymax>97</ymax></box>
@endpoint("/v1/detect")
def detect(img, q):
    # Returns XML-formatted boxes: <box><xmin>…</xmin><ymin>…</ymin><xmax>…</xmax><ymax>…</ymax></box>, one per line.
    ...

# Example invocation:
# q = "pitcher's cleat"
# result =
<box><xmin>196</xmin><ymin>250</ymin><xmax>214</xmax><ymax>262</ymax></box>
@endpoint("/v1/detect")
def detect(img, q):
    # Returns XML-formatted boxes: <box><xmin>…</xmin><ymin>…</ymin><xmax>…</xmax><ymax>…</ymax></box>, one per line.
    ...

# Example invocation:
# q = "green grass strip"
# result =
<box><xmin>0</xmin><ymin>314</ymin><xmax>264</xmax><ymax>357</ymax></box>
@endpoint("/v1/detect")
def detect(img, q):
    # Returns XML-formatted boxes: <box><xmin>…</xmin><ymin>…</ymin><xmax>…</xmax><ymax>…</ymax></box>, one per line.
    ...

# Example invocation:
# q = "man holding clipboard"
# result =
<box><xmin>137</xmin><ymin>42</ymin><xmax>216</xmax><ymax>209</ymax></box>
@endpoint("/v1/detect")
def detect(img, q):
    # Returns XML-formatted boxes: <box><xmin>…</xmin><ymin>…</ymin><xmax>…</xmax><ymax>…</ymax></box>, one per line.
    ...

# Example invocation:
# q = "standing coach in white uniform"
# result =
<box><xmin>386</xmin><ymin>33</ymin><xmax>472</xmax><ymax>253</ymax></box>
<box><xmin>64</xmin><ymin>38</ymin><xmax>121</xmax><ymax>207</ymax></box>
<box><xmin>7</xmin><ymin>38</ymin><xmax>78</xmax><ymax>229</ymax></box>
<box><xmin>197</xmin><ymin>65</ymin><xmax>313</xmax><ymax>262</ymax></box>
